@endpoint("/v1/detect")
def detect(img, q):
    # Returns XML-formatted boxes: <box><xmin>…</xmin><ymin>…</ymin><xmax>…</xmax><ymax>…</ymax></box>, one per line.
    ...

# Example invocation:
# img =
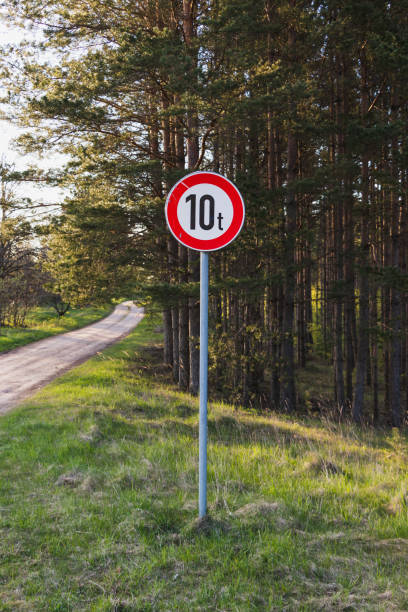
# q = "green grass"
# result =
<box><xmin>0</xmin><ymin>304</ymin><xmax>113</xmax><ymax>353</ymax></box>
<box><xmin>0</xmin><ymin>315</ymin><xmax>407</xmax><ymax>610</ymax></box>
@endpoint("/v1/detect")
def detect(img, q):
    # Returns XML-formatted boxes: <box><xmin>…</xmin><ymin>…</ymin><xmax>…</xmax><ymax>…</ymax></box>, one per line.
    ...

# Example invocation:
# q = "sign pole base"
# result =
<box><xmin>199</xmin><ymin>251</ymin><xmax>209</xmax><ymax>519</ymax></box>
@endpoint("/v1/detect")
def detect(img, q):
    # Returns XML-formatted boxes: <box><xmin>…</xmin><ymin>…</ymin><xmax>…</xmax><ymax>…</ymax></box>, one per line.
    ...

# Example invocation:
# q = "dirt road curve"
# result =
<box><xmin>0</xmin><ymin>301</ymin><xmax>144</xmax><ymax>415</ymax></box>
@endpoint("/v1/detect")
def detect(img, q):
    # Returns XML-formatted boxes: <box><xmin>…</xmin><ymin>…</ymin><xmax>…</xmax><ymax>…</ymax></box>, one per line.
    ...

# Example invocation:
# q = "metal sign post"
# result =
<box><xmin>199</xmin><ymin>251</ymin><xmax>209</xmax><ymax>518</ymax></box>
<box><xmin>165</xmin><ymin>171</ymin><xmax>244</xmax><ymax>518</ymax></box>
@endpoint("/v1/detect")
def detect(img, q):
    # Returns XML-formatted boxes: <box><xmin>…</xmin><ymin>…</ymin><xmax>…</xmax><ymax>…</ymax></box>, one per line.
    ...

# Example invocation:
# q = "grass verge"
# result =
<box><xmin>0</xmin><ymin>314</ymin><xmax>407</xmax><ymax>611</ymax></box>
<box><xmin>0</xmin><ymin>304</ymin><xmax>113</xmax><ymax>353</ymax></box>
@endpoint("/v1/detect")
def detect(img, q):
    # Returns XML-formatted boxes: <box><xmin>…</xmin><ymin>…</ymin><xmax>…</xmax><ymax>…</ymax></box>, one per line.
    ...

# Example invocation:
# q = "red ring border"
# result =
<box><xmin>165</xmin><ymin>172</ymin><xmax>245</xmax><ymax>252</ymax></box>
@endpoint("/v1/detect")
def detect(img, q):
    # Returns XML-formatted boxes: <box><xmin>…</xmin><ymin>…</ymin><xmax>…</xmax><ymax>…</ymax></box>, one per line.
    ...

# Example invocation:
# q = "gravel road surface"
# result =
<box><xmin>0</xmin><ymin>301</ymin><xmax>144</xmax><ymax>415</ymax></box>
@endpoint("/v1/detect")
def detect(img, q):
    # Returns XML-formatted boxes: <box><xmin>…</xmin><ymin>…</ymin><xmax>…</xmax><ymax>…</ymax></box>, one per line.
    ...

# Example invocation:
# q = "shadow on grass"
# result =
<box><xmin>73</xmin><ymin>408</ymin><xmax>400</xmax><ymax>477</ymax></box>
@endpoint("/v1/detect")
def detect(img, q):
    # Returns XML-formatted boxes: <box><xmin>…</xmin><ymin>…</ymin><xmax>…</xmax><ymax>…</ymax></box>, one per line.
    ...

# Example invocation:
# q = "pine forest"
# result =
<box><xmin>2</xmin><ymin>0</ymin><xmax>408</xmax><ymax>426</ymax></box>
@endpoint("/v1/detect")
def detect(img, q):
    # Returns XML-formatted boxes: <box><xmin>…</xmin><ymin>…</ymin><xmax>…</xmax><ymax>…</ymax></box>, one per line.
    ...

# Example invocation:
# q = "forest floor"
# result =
<box><xmin>0</xmin><ymin>304</ymin><xmax>114</xmax><ymax>354</ymax></box>
<box><xmin>0</xmin><ymin>314</ymin><xmax>407</xmax><ymax>611</ymax></box>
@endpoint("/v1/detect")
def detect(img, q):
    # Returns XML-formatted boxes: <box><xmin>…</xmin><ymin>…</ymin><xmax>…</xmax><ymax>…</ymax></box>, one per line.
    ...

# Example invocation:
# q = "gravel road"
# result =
<box><xmin>0</xmin><ymin>301</ymin><xmax>144</xmax><ymax>415</ymax></box>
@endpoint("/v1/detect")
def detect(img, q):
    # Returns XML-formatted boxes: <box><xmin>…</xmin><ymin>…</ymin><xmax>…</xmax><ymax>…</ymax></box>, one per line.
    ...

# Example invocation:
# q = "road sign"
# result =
<box><xmin>165</xmin><ymin>171</ymin><xmax>245</xmax><ymax>252</ymax></box>
<box><xmin>165</xmin><ymin>171</ymin><xmax>245</xmax><ymax>519</ymax></box>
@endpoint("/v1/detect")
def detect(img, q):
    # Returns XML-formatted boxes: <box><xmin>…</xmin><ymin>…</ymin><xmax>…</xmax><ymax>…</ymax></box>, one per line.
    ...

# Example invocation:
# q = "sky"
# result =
<box><xmin>0</xmin><ymin>22</ymin><xmax>67</xmax><ymax>214</ymax></box>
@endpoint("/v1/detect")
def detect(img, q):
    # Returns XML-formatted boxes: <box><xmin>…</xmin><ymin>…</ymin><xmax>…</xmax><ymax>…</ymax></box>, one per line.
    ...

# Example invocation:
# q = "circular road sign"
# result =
<box><xmin>165</xmin><ymin>171</ymin><xmax>245</xmax><ymax>252</ymax></box>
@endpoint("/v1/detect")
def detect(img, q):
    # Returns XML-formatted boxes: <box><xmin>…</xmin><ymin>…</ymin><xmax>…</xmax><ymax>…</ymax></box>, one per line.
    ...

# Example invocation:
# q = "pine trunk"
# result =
<box><xmin>352</xmin><ymin>52</ymin><xmax>370</xmax><ymax>424</ymax></box>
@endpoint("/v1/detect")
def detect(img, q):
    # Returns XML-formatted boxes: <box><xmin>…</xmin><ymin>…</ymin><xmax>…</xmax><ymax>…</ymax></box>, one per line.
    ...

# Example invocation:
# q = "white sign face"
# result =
<box><xmin>177</xmin><ymin>183</ymin><xmax>234</xmax><ymax>241</ymax></box>
<box><xmin>165</xmin><ymin>171</ymin><xmax>245</xmax><ymax>252</ymax></box>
